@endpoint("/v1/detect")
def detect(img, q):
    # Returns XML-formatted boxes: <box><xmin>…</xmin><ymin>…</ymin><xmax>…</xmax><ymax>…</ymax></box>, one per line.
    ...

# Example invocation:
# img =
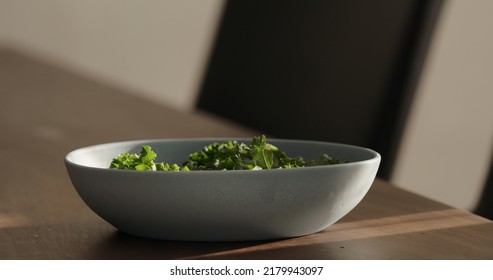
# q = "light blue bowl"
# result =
<box><xmin>65</xmin><ymin>138</ymin><xmax>380</xmax><ymax>241</ymax></box>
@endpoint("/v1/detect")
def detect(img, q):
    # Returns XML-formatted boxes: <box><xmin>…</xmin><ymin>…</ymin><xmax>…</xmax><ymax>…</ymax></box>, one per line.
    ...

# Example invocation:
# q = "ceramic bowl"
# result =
<box><xmin>65</xmin><ymin>138</ymin><xmax>380</xmax><ymax>241</ymax></box>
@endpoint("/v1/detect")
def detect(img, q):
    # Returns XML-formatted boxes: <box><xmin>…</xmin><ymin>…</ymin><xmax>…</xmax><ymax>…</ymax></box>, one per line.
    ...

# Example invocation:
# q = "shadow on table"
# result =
<box><xmin>197</xmin><ymin>223</ymin><xmax>493</xmax><ymax>260</ymax></box>
<box><xmin>83</xmin><ymin>182</ymin><xmax>460</xmax><ymax>260</ymax></box>
<box><xmin>85</xmin><ymin>230</ymin><xmax>277</xmax><ymax>260</ymax></box>
<box><xmin>85</xmin><ymin>208</ymin><xmax>493</xmax><ymax>260</ymax></box>
<box><xmin>189</xmin><ymin>214</ymin><xmax>493</xmax><ymax>260</ymax></box>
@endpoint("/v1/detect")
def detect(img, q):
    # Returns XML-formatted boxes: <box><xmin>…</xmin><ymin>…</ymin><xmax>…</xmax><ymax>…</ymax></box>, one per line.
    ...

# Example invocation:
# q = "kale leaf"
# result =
<box><xmin>110</xmin><ymin>145</ymin><xmax>160</xmax><ymax>171</ymax></box>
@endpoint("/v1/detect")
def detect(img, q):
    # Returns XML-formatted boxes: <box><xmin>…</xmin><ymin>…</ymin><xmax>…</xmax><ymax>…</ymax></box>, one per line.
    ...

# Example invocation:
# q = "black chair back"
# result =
<box><xmin>197</xmin><ymin>0</ymin><xmax>443</xmax><ymax>179</ymax></box>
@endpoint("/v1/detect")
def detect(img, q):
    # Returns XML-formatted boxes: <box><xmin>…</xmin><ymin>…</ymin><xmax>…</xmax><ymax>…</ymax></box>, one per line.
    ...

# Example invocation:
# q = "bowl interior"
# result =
<box><xmin>65</xmin><ymin>138</ymin><xmax>380</xmax><ymax>170</ymax></box>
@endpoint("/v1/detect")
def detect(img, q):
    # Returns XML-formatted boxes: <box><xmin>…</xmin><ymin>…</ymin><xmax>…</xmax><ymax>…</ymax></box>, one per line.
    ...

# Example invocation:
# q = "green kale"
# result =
<box><xmin>109</xmin><ymin>135</ymin><xmax>345</xmax><ymax>171</ymax></box>
<box><xmin>110</xmin><ymin>145</ymin><xmax>164</xmax><ymax>171</ymax></box>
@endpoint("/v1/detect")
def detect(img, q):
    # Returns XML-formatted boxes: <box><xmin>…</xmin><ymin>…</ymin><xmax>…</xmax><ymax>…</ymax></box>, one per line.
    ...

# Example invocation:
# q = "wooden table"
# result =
<box><xmin>1</xmin><ymin>48</ymin><xmax>492</xmax><ymax>260</ymax></box>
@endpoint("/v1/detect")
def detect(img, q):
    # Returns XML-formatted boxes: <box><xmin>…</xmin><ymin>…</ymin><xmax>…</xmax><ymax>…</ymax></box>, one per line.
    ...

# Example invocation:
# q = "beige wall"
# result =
<box><xmin>0</xmin><ymin>0</ymin><xmax>224</xmax><ymax>111</ymax></box>
<box><xmin>392</xmin><ymin>0</ymin><xmax>493</xmax><ymax>210</ymax></box>
<box><xmin>1</xmin><ymin>0</ymin><xmax>492</xmax><ymax>211</ymax></box>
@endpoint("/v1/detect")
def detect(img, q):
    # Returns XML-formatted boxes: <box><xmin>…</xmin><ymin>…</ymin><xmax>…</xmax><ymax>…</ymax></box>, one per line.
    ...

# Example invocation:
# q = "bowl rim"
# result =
<box><xmin>64</xmin><ymin>137</ymin><xmax>381</xmax><ymax>174</ymax></box>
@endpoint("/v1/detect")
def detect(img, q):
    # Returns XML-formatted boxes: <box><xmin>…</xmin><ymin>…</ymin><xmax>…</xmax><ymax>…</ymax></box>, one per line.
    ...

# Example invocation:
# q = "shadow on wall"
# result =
<box><xmin>475</xmin><ymin>149</ymin><xmax>493</xmax><ymax>220</ymax></box>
